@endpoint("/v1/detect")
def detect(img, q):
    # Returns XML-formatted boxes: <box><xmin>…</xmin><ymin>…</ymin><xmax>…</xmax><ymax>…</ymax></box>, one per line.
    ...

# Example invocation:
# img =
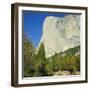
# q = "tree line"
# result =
<box><xmin>24</xmin><ymin>36</ymin><xmax>80</xmax><ymax>77</ymax></box>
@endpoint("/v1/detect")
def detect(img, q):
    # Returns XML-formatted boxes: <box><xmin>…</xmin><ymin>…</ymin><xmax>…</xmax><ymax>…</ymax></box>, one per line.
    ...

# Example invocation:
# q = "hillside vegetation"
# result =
<box><xmin>24</xmin><ymin>36</ymin><xmax>80</xmax><ymax>77</ymax></box>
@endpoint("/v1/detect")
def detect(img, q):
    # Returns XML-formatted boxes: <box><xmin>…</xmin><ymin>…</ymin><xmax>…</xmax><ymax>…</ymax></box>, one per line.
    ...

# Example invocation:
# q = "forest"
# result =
<box><xmin>24</xmin><ymin>35</ymin><xmax>80</xmax><ymax>77</ymax></box>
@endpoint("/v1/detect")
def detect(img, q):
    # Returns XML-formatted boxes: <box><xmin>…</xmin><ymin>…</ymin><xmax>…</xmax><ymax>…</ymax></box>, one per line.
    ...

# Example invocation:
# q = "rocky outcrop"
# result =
<box><xmin>37</xmin><ymin>15</ymin><xmax>80</xmax><ymax>58</ymax></box>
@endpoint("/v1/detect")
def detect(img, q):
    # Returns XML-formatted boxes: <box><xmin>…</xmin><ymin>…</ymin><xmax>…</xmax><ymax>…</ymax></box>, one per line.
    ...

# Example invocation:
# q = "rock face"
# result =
<box><xmin>37</xmin><ymin>15</ymin><xmax>80</xmax><ymax>58</ymax></box>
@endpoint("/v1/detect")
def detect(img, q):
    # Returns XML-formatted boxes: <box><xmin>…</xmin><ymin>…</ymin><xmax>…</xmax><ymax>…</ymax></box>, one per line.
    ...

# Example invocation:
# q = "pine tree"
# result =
<box><xmin>34</xmin><ymin>43</ymin><xmax>47</xmax><ymax>76</ymax></box>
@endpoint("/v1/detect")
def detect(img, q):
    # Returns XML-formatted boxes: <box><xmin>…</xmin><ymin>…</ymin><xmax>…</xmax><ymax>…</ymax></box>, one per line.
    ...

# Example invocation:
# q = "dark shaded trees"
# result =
<box><xmin>24</xmin><ymin>35</ymin><xmax>35</xmax><ymax>77</ymax></box>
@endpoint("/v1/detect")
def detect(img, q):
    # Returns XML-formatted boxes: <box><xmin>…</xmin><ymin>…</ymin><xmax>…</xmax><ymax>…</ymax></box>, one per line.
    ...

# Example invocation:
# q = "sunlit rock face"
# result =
<box><xmin>37</xmin><ymin>15</ymin><xmax>80</xmax><ymax>58</ymax></box>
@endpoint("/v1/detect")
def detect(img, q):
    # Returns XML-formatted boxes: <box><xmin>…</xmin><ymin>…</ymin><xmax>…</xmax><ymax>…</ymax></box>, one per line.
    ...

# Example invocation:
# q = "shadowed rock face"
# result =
<box><xmin>37</xmin><ymin>15</ymin><xmax>80</xmax><ymax>58</ymax></box>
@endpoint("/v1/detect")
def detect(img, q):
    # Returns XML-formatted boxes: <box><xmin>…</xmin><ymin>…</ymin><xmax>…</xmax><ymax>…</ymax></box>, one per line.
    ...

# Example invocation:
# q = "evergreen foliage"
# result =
<box><xmin>24</xmin><ymin>35</ymin><xmax>80</xmax><ymax>77</ymax></box>
<box><xmin>24</xmin><ymin>35</ymin><xmax>35</xmax><ymax>77</ymax></box>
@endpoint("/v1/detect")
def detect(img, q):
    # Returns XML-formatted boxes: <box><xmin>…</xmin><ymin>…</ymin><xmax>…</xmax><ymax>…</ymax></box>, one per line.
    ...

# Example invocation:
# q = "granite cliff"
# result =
<box><xmin>37</xmin><ymin>15</ymin><xmax>80</xmax><ymax>57</ymax></box>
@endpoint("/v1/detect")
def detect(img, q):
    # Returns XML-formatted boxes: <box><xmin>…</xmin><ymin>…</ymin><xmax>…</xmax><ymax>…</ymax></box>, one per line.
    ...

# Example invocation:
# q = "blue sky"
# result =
<box><xmin>23</xmin><ymin>10</ymin><xmax>68</xmax><ymax>47</ymax></box>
